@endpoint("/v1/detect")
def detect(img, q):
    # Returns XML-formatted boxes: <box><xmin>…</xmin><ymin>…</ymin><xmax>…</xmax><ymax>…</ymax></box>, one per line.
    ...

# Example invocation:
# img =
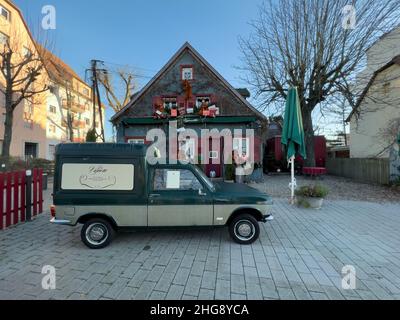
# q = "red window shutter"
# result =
<box><xmin>153</xmin><ymin>96</ymin><xmax>162</xmax><ymax>107</ymax></box>
<box><xmin>210</xmin><ymin>94</ymin><xmax>218</xmax><ymax>105</ymax></box>
<box><xmin>188</xmin><ymin>96</ymin><xmax>196</xmax><ymax>109</ymax></box>
<box><xmin>177</xmin><ymin>96</ymin><xmax>186</xmax><ymax>115</ymax></box>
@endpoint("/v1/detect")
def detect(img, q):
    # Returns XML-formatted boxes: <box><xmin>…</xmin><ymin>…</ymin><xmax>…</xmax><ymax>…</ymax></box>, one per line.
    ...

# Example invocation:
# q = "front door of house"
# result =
<box><xmin>205</xmin><ymin>138</ymin><xmax>222</xmax><ymax>178</ymax></box>
<box><xmin>147</xmin><ymin>167</ymin><xmax>213</xmax><ymax>226</ymax></box>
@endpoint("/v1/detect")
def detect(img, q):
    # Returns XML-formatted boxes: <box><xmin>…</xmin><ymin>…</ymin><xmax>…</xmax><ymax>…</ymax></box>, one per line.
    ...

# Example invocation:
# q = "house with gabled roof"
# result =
<box><xmin>111</xmin><ymin>42</ymin><xmax>268</xmax><ymax>178</ymax></box>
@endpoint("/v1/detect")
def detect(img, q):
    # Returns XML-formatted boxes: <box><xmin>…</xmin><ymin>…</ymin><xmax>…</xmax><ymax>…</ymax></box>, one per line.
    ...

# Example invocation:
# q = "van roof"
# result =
<box><xmin>55</xmin><ymin>143</ymin><xmax>148</xmax><ymax>157</ymax></box>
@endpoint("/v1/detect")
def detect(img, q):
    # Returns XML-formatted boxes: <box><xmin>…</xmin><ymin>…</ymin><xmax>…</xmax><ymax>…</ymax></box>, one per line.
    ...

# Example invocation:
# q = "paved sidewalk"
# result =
<box><xmin>1</xmin><ymin>199</ymin><xmax>400</xmax><ymax>300</ymax></box>
<box><xmin>249</xmin><ymin>174</ymin><xmax>400</xmax><ymax>203</ymax></box>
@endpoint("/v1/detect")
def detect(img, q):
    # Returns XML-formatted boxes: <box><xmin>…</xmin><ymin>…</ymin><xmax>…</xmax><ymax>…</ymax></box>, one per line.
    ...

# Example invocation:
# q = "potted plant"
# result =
<box><xmin>295</xmin><ymin>185</ymin><xmax>329</xmax><ymax>209</ymax></box>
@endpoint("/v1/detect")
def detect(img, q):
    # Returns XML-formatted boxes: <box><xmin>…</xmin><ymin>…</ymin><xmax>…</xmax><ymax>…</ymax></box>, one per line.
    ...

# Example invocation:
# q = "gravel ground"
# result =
<box><xmin>249</xmin><ymin>174</ymin><xmax>400</xmax><ymax>203</ymax></box>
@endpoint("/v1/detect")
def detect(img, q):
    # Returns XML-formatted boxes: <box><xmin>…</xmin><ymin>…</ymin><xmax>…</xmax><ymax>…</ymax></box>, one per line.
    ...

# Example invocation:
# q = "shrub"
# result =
<box><xmin>0</xmin><ymin>156</ymin><xmax>54</xmax><ymax>174</ymax></box>
<box><xmin>295</xmin><ymin>185</ymin><xmax>329</xmax><ymax>198</ymax></box>
<box><xmin>86</xmin><ymin>129</ymin><xmax>97</xmax><ymax>142</ymax></box>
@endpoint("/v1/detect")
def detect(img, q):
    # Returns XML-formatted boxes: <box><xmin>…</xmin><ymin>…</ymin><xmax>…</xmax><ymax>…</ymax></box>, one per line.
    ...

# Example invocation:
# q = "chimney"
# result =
<box><xmin>236</xmin><ymin>88</ymin><xmax>251</xmax><ymax>100</ymax></box>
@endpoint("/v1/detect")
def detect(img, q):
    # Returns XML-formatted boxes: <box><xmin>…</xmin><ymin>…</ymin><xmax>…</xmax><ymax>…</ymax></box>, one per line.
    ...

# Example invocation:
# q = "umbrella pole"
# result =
<box><xmin>290</xmin><ymin>156</ymin><xmax>295</xmax><ymax>205</ymax></box>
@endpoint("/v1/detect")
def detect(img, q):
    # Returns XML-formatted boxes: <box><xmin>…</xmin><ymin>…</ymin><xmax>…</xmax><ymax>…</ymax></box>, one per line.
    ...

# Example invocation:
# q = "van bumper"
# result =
<box><xmin>261</xmin><ymin>214</ymin><xmax>274</xmax><ymax>223</ymax></box>
<box><xmin>50</xmin><ymin>218</ymin><xmax>72</xmax><ymax>225</ymax></box>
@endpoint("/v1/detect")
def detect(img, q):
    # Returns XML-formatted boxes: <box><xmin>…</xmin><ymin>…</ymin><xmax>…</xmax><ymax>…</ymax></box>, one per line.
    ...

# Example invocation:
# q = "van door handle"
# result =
<box><xmin>149</xmin><ymin>194</ymin><xmax>161</xmax><ymax>204</ymax></box>
<box><xmin>149</xmin><ymin>194</ymin><xmax>161</xmax><ymax>198</ymax></box>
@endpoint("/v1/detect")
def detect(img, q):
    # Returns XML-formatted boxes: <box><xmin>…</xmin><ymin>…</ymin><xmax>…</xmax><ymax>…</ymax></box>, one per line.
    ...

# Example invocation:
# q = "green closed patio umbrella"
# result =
<box><xmin>281</xmin><ymin>87</ymin><xmax>306</xmax><ymax>203</ymax></box>
<box><xmin>398</xmin><ymin>132</ymin><xmax>400</xmax><ymax>156</ymax></box>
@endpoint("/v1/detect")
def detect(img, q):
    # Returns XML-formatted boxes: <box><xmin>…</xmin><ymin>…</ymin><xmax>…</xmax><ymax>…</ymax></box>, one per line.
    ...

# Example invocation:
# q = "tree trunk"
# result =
<box><xmin>67</xmin><ymin>112</ymin><xmax>74</xmax><ymax>142</ymax></box>
<box><xmin>302</xmin><ymin>107</ymin><xmax>316</xmax><ymax>167</ymax></box>
<box><xmin>2</xmin><ymin>92</ymin><xmax>13</xmax><ymax>158</ymax></box>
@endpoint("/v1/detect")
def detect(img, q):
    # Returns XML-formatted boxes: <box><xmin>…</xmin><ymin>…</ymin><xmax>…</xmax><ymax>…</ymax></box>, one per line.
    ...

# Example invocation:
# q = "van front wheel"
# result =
<box><xmin>81</xmin><ymin>218</ymin><xmax>114</xmax><ymax>249</ymax></box>
<box><xmin>229</xmin><ymin>214</ymin><xmax>260</xmax><ymax>245</ymax></box>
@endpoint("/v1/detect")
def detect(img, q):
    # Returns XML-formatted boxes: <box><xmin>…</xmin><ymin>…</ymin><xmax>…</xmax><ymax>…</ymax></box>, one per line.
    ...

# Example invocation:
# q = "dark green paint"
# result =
<box><xmin>53</xmin><ymin>143</ymin><xmax>272</xmax><ymax>207</ymax></box>
<box><xmin>122</xmin><ymin>116</ymin><xmax>257</xmax><ymax>126</ymax></box>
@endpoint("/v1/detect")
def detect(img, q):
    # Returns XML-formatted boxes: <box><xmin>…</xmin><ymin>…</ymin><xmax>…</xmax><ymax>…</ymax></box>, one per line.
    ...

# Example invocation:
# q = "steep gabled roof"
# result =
<box><xmin>111</xmin><ymin>42</ymin><xmax>267</xmax><ymax>122</ymax></box>
<box><xmin>346</xmin><ymin>55</ymin><xmax>400</xmax><ymax>122</ymax></box>
<box><xmin>38</xmin><ymin>45</ymin><xmax>87</xmax><ymax>85</ymax></box>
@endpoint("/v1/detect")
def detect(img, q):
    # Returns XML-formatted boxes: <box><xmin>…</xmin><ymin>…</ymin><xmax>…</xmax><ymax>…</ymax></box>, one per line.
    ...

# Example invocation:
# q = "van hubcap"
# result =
<box><xmin>86</xmin><ymin>223</ymin><xmax>108</xmax><ymax>246</ymax></box>
<box><xmin>234</xmin><ymin>220</ymin><xmax>255</xmax><ymax>241</ymax></box>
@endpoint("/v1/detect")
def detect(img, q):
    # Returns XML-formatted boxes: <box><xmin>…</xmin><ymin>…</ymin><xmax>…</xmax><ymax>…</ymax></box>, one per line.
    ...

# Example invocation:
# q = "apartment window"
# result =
<box><xmin>85</xmin><ymin>118</ymin><xmax>90</xmax><ymax>125</ymax></box>
<box><xmin>49</xmin><ymin>105</ymin><xmax>57</xmax><ymax>114</ymax></box>
<box><xmin>23</xmin><ymin>46</ymin><xmax>32</xmax><ymax>58</ymax></box>
<box><xmin>49</xmin><ymin>124</ymin><xmax>56</xmax><ymax>134</ymax></box>
<box><xmin>0</xmin><ymin>6</ymin><xmax>10</xmax><ymax>21</ymax></box>
<box><xmin>83</xmin><ymin>88</ymin><xmax>89</xmax><ymax>96</ymax></box>
<box><xmin>24</xmin><ymin>103</ymin><xmax>34</xmax><ymax>116</ymax></box>
<box><xmin>24</xmin><ymin>143</ymin><xmax>38</xmax><ymax>160</ymax></box>
<box><xmin>181</xmin><ymin>66</ymin><xmax>194</xmax><ymax>81</ymax></box>
<box><xmin>0</xmin><ymin>32</ymin><xmax>9</xmax><ymax>45</ymax></box>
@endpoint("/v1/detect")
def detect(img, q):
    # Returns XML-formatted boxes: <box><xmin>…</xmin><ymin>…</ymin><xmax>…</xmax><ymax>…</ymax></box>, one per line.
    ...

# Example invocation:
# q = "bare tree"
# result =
<box><xmin>0</xmin><ymin>30</ymin><xmax>49</xmax><ymax>157</ymax></box>
<box><xmin>41</xmin><ymin>49</ymin><xmax>75</xmax><ymax>142</ymax></box>
<box><xmin>376</xmin><ymin>117</ymin><xmax>400</xmax><ymax>157</ymax></box>
<box><xmin>98</xmin><ymin>69</ymin><xmax>135</xmax><ymax>113</ymax></box>
<box><xmin>239</xmin><ymin>0</ymin><xmax>400</xmax><ymax>166</ymax></box>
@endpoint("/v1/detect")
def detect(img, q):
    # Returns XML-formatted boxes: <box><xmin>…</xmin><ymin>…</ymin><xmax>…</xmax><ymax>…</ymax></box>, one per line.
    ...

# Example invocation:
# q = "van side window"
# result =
<box><xmin>153</xmin><ymin>169</ymin><xmax>202</xmax><ymax>191</ymax></box>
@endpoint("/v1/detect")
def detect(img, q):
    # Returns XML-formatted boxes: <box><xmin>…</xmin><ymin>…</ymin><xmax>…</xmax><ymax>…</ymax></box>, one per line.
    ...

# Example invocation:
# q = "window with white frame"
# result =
<box><xmin>24</xmin><ymin>102</ymin><xmax>34</xmax><ymax>116</ymax></box>
<box><xmin>49</xmin><ymin>124</ymin><xmax>56</xmax><ymax>134</ymax></box>
<box><xmin>49</xmin><ymin>105</ymin><xmax>57</xmax><ymax>114</ymax></box>
<box><xmin>209</xmin><ymin>151</ymin><xmax>219</xmax><ymax>159</ymax></box>
<box><xmin>233</xmin><ymin>138</ymin><xmax>250</xmax><ymax>156</ymax></box>
<box><xmin>23</xmin><ymin>46</ymin><xmax>32</xmax><ymax>58</ymax></box>
<box><xmin>181</xmin><ymin>66</ymin><xmax>193</xmax><ymax>81</ymax></box>
<box><xmin>0</xmin><ymin>32</ymin><xmax>9</xmax><ymax>45</ymax></box>
<box><xmin>163</xmin><ymin>97</ymin><xmax>177</xmax><ymax>110</ymax></box>
<box><xmin>196</xmin><ymin>96</ymin><xmax>210</xmax><ymax>108</ymax></box>
<box><xmin>0</xmin><ymin>6</ymin><xmax>10</xmax><ymax>21</ymax></box>
<box><xmin>49</xmin><ymin>144</ymin><xmax>56</xmax><ymax>160</ymax></box>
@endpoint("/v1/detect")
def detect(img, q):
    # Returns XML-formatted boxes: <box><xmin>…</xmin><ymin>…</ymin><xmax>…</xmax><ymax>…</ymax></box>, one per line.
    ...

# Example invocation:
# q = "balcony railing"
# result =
<box><xmin>73</xmin><ymin>120</ymin><xmax>86</xmax><ymax>129</ymax></box>
<box><xmin>61</xmin><ymin>100</ymin><xmax>86</xmax><ymax>113</ymax></box>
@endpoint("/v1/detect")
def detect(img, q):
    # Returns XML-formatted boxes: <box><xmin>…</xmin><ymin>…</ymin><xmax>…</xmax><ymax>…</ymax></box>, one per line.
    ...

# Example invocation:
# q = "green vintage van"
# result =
<box><xmin>51</xmin><ymin>143</ymin><xmax>274</xmax><ymax>249</ymax></box>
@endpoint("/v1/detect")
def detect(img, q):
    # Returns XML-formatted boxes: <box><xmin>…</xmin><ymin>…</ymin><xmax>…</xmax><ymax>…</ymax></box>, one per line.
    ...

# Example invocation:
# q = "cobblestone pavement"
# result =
<box><xmin>249</xmin><ymin>174</ymin><xmax>400</xmax><ymax>203</ymax></box>
<box><xmin>1</xmin><ymin>195</ymin><xmax>400</xmax><ymax>300</ymax></box>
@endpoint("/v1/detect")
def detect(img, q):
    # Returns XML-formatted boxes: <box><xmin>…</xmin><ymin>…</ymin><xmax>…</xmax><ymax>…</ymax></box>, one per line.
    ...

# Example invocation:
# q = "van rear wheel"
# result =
<box><xmin>229</xmin><ymin>214</ymin><xmax>260</xmax><ymax>245</ymax></box>
<box><xmin>81</xmin><ymin>218</ymin><xmax>114</xmax><ymax>249</ymax></box>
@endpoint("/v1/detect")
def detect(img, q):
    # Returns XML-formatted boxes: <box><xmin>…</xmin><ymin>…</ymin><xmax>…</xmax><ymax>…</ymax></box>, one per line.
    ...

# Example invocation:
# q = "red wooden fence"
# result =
<box><xmin>0</xmin><ymin>169</ymin><xmax>44</xmax><ymax>230</ymax></box>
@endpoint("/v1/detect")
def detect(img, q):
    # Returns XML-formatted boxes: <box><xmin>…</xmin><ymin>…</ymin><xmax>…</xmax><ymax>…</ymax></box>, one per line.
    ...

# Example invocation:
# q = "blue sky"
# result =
<box><xmin>15</xmin><ymin>0</ymin><xmax>264</xmax><ymax>139</ymax></box>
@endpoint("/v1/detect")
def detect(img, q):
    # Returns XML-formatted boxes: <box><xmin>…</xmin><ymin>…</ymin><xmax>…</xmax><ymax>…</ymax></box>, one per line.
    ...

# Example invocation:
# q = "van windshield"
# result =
<box><xmin>192</xmin><ymin>166</ymin><xmax>215</xmax><ymax>191</ymax></box>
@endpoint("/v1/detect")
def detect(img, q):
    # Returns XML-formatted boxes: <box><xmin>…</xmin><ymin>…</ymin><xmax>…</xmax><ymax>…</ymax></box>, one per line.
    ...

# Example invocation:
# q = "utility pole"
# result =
<box><xmin>87</xmin><ymin>60</ymin><xmax>106</xmax><ymax>142</ymax></box>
